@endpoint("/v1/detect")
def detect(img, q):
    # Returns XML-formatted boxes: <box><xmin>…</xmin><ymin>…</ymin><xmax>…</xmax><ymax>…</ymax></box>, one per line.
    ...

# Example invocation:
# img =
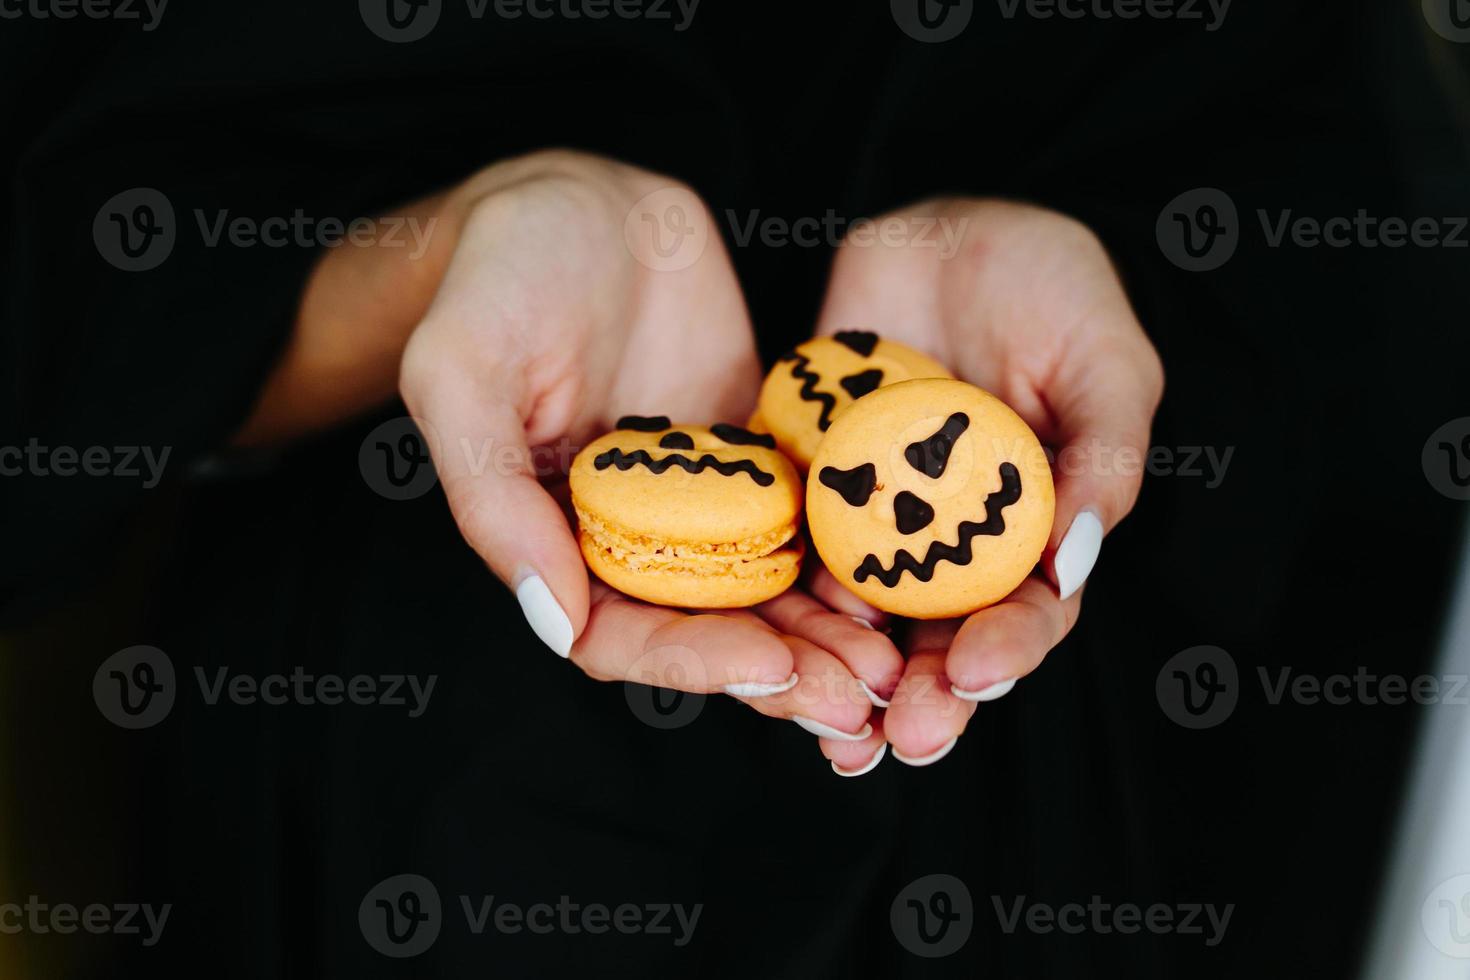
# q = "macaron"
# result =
<box><xmin>755</xmin><ymin>330</ymin><xmax>952</xmax><ymax>470</ymax></box>
<box><xmin>570</xmin><ymin>416</ymin><xmax>804</xmax><ymax>608</ymax></box>
<box><xmin>806</xmin><ymin>379</ymin><xmax>1054</xmax><ymax>619</ymax></box>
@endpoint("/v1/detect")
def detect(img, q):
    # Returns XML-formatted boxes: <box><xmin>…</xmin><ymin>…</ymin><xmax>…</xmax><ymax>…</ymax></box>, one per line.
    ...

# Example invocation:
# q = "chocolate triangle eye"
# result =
<box><xmin>709</xmin><ymin>423</ymin><xmax>776</xmax><ymax>449</ymax></box>
<box><xmin>839</xmin><ymin>369</ymin><xmax>884</xmax><ymax>400</ymax></box>
<box><xmin>616</xmin><ymin>415</ymin><xmax>671</xmax><ymax>432</ymax></box>
<box><xmin>904</xmin><ymin>413</ymin><xmax>970</xmax><ymax>478</ymax></box>
<box><xmin>658</xmin><ymin>431</ymin><xmax>694</xmax><ymax>450</ymax></box>
<box><xmin>818</xmin><ymin>463</ymin><xmax>878</xmax><ymax>507</ymax></box>
<box><xmin>832</xmin><ymin>330</ymin><xmax>879</xmax><ymax>357</ymax></box>
<box><xmin>893</xmin><ymin>491</ymin><xmax>935</xmax><ymax>534</ymax></box>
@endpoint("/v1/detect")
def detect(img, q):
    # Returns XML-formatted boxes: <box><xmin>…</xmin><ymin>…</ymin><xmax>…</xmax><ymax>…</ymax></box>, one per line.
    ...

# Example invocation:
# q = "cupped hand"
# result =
<box><xmin>799</xmin><ymin>199</ymin><xmax>1164</xmax><ymax>770</ymax></box>
<box><xmin>397</xmin><ymin>151</ymin><xmax>872</xmax><ymax>737</ymax></box>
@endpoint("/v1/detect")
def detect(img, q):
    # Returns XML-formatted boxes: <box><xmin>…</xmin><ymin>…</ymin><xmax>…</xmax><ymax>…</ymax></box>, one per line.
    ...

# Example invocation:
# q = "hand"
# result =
<box><xmin>802</xmin><ymin>199</ymin><xmax>1164</xmax><ymax>770</ymax></box>
<box><xmin>397</xmin><ymin>151</ymin><xmax>873</xmax><ymax>736</ymax></box>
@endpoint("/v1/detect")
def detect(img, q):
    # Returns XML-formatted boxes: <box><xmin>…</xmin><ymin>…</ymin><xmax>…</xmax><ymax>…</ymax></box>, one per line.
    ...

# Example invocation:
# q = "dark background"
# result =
<box><xmin>3</xmin><ymin>1</ymin><xmax>1469</xmax><ymax>976</ymax></box>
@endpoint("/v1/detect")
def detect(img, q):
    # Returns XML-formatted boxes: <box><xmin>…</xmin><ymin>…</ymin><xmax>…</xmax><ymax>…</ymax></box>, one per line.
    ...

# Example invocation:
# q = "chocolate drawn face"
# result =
<box><xmin>818</xmin><ymin>412</ymin><xmax>1024</xmax><ymax>585</ymax></box>
<box><xmin>755</xmin><ymin>332</ymin><xmax>953</xmax><ymax>470</ymax></box>
<box><xmin>584</xmin><ymin>416</ymin><xmax>786</xmax><ymax>488</ymax></box>
<box><xmin>780</xmin><ymin>331</ymin><xmax>889</xmax><ymax>433</ymax></box>
<box><xmin>804</xmin><ymin>378</ymin><xmax>1056</xmax><ymax>619</ymax></box>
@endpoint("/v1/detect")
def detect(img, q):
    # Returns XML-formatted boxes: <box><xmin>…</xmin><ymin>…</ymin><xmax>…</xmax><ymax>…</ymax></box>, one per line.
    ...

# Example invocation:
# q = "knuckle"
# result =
<box><xmin>467</xmin><ymin>168</ymin><xmax>621</xmax><ymax>234</ymax></box>
<box><xmin>1129</xmin><ymin>338</ymin><xmax>1166</xmax><ymax>408</ymax></box>
<box><xmin>446</xmin><ymin>484</ymin><xmax>502</xmax><ymax>556</ymax></box>
<box><xmin>1102</xmin><ymin>473</ymin><xmax>1143</xmax><ymax>522</ymax></box>
<box><xmin>578</xmin><ymin>659</ymin><xmax>620</xmax><ymax>684</ymax></box>
<box><xmin>397</xmin><ymin>329</ymin><xmax>439</xmax><ymax>404</ymax></box>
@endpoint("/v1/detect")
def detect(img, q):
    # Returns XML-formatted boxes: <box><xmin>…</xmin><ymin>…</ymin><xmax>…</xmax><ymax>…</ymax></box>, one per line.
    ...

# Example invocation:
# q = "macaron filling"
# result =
<box><xmin>574</xmin><ymin>508</ymin><xmax>801</xmax><ymax>579</ymax></box>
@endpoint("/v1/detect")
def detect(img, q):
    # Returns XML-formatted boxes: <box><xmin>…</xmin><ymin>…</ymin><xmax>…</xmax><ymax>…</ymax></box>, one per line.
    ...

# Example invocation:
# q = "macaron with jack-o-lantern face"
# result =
<box><xmin>755</xmin><ymin>330</ymin><xmax>952</xmax><ymax>471</ymax></box>
<box><xmin>806</xmin><ymin>379</ymin><xmax>1054</xmax><ymax>619</ymax></box>
<box><xmin>570</xmin><ymin>416</ymin><xmax>804</xmax><ymax>608</ymax></box>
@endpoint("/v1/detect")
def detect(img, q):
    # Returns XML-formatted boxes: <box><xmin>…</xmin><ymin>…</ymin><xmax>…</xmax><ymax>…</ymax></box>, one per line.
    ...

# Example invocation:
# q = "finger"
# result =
<box><xmin>884</xmin><ymin>622</ymin><xmax>971</xmax><ymax>766</ymax></box>
<box><xmin>683</xmin><ymin>607</ymin><xmax>806</xmax><ymax>696</ymax></box>
<box><xmin>753</xmin><ymin>588</ymin><xmax>904</xmax><ymax>706</ymax></box>
<box><xmin>730</xmin><ymin>634</ymin><xmax>872</xmax><ymax>741</ymax></box>
<box><xmin>904</xmin><ymin>617</ymin><xmax>963</xmax><ymax>658</ymax></box>
<box><xmin>821</xmin><ymin>712</ymin><xmax>889</xmax><ymax>777</ymax></box>
<box><xmin>575</xmin><ymin>584</ymin><xmax>796</xmax><ymax>694</ymax></box>
<box><xmin>404</xmin><ymin>360</ymin><xmax>589</xmax><ymax>659</ymax></box>
<box><xmin>945</xmin><ymin>577</ymin><xmax>1081</xmax><ymax>702</ymax></box>
<box><xmin>1042</xmin><ymin>305</ymin><xmax>1164</xmax><ymax>601</ymax></box>
<box><xmin>686</xmin><ymin>605</ymin><xmax>777</xmax><ymax>631</ymax></box>
<box><xmin>802</xmin><ymin>563</ymin><xmax>892</xmax><ymax>630</ymax></box>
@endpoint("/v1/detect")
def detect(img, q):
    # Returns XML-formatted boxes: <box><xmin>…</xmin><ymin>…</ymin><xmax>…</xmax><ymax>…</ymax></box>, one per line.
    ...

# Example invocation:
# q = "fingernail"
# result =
<box><xmin>832</xmin><ymin>742</ymin><xmax>887</xmax><ymax>777</ymax></box>
<box><xmin>724</xmin><ymin>673</ymin><xmax>799</xmax><ymax>698</ymax></box>
<box><xmin>849</xmin><ymin>614</ymin><xmax>893</xmax><ymax>636</ymax></box>
<box><xmin>1054</xmin><ymin>508</ymin><xmax>1104</xmax><ymax>600</ymax></box>
<box><xmin>950</xmin><ymin>678</ymin><xmax>1016</xmax><ymax>702</ymax></box>
<box><xmin>793</xmin><ymin>717</ymin><xmax>873</xmax><ymax>742</ymax></box>
<box><xmin>858</xmin><ymin>680</ymin><xmax>891</xmax><ymax>708</ymax></box>
<box><xmin>892</xmin><ymin>736</ymin><xmax>958</xmax><ymax>767</ymax></box>
<box><xmin>515</xmin><ymin>573</ymin><xmax>573</xmax><ymax>658</ymax></box>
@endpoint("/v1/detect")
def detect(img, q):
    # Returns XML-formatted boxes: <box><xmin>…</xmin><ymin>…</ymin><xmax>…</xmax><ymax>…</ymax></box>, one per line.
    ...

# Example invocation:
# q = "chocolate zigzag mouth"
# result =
<box><xmin>852</xmin><ymin>463</ymin><xmax>1023</xmax><ymax>587</ymax></box>
<box><xmin>594</xmin><ymin>448</ymin><xmax>776</xmax><ymax>487</ymax></box>
<box><xmin>779</xmin><ymin>351</ymin><xmax>839</xmax><ymax>432</ymax></box>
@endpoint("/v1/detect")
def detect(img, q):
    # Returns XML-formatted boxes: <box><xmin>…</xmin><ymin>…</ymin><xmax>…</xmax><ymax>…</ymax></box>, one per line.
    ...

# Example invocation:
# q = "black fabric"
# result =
<box><xmin>4</xmin><ymin>2</ymin><xmax>1469</xmax><ymax>977</ymax></box>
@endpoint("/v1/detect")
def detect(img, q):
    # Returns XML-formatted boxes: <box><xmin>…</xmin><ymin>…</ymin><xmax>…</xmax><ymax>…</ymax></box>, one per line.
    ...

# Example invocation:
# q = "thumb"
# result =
<box><xmin>403</xmin><ymin>355</ymin><xmax>589</xmax><ymax>658</ymax></box>
<box><xmin>1042</xmin><ymin>315</ymin><xmax>1164</xmax><ymax>600</ymax></box>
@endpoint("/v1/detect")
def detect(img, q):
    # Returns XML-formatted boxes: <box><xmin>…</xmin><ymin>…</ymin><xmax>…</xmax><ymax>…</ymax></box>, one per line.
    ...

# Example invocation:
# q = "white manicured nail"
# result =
<box><xmin>724</xmin><ymin>673</ymin><xmax>799</xmax><ymax>697</ymax></box>
<box><xmin>515</xmin><ymin>573</ymin><xmax>573</xmax><ymax>658</ymax></box>
<box><xmin>1054</xmin><ymin>509</ymin><xmax>1103</xmax><ymax>600</ymax></box>
<box><xmin>832</xmin><ymin>742</ymin><xmax>887</xmax><ymax>778</ymax></box>
<box><xmin>951</xmin><ymin>678</ymin><xmax>1016</xmax><ymax>702</ymax></box>
<box><xmin>858</xmin><ymin>680</ymin><xmax>891</xmax><ymax>708</ymax></box>
<box><xmin>793</xmin><ymin>717</ymin><xmax>873</xmax><ymax>742</ymax></box>
<box><xmin>850</xmin><ymin>615</ymin><xmax>892</xmax><ymax>635</ymax></box>
<box><xmin>892</xmin><ymin>736</ymin><xmax>958</xmax><ymax>767</ymax></box>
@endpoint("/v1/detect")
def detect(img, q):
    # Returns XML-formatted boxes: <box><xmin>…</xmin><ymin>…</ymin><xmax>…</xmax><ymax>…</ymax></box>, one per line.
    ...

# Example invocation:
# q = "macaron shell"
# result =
<box><xmin>805</xmin><ymin>378</ymin><xmax>1055</xmax><ymax>619</ymax></box>
<box><xmin>571</xmin><ymin>425</ymin><xmax>801</xmax><ymax>545</ymax></box>
<box><xmin>757</xmin><ymin>332</ymin><xmax>952</xmax><ymax>470</ymax></box>
<box><xmin>580</xmin><ymin>529</ymin><xmax>802</xmax><ymax>608</ymax></box>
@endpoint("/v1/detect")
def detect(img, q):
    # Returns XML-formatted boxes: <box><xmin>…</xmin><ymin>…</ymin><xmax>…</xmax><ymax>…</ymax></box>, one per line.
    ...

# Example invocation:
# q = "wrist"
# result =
<box><xmin>232</xmin><ymin>185</ymin><xmax>466</xmax><ymax>447</ymax></box>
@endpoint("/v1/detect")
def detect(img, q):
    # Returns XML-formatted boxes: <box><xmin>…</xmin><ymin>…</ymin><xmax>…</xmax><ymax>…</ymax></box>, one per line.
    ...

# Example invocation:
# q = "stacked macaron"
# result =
<box><xmin>569</xmin><ymin>416</ymin><xmax>803</xmax><ymax>608</ymax></box>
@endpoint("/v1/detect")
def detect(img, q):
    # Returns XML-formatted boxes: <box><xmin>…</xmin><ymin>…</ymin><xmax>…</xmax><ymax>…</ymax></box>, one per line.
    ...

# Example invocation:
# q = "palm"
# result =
<box><xmin>608</xmin><ymin>285</ymin><xmax>763</xmax><ymax>432</ymax></box>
